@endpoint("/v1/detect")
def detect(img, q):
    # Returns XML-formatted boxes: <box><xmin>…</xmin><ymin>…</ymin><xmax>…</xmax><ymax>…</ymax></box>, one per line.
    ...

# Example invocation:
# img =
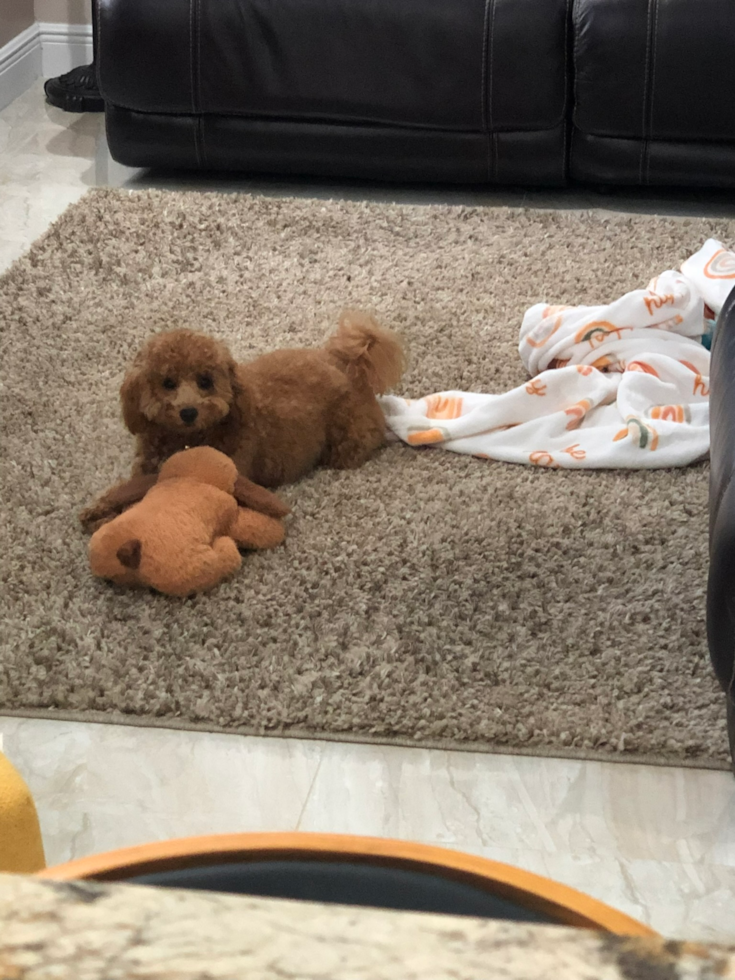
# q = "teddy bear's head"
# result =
<box><xmin>158</xmin><ymin>446</ymin><xmax>238</xmax><ymax>493</ymax></box>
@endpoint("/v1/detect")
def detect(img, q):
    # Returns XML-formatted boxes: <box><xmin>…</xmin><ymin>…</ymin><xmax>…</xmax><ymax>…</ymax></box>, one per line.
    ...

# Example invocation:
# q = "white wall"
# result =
<box><xmin>0</xmin><ymin>0</ymin><xmax>35</xmax><ymax>48</ymax></box>
<box><xmin>34</xmin><ymin>0</ymin><xmax>91</xmax><ymax>25</ymax></box>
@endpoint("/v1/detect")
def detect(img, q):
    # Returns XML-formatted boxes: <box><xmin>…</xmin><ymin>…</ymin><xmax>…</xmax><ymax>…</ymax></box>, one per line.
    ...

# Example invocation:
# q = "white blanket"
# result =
<box><xmin>381</xmin><ymin>240</ymin><xmax>734</xmax><ymax>469</ymax></box>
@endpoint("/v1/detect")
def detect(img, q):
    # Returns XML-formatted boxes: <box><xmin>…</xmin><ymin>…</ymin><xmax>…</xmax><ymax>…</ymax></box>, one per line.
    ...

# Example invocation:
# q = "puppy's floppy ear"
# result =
<box><xmin>227</xmin><ymin>358</ymin><xmax>245</xmax><ymax>400</ymax></box>
<box><xmin>120</xmin><ymin>368</ymin><xmax>147</xmax><ymax>435</ymax></box>
<box><xmin>226</xmin><ymin>357</ymin><xmax>253</xmax><ymax>424</ymax></box>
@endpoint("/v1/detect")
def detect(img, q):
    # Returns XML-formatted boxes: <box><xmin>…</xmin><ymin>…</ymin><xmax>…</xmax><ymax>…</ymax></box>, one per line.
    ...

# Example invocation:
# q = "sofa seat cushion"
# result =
<box><xmin>98</xmin><ymin>0</ymin><xmax>569</xmax><ymax>135</ymax></box>
<box><xmin>573</xmin><ymin>0</ymin><xmax>735</xmax><ymax>144</ymax></box>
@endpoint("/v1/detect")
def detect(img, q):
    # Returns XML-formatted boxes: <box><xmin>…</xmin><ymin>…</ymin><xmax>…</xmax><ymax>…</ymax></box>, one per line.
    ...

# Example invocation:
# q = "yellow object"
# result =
<box><xmin>0</xmin><ymin>753</ymin><xmax>45</xmax><ymax>872</ymax></box>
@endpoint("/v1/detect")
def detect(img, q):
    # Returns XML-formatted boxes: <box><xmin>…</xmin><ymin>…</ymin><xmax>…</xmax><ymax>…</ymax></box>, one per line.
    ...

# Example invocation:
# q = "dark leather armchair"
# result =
<box><xmin>707</xmin><ymin>288</ymin><xmax>735</xmax><ymax>774</ymax></box>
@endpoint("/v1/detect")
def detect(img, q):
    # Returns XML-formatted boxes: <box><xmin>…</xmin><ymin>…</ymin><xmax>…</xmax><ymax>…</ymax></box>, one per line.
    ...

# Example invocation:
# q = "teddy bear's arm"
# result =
<box><xmin>79</xmin><ymin>474</ymin><xmax>158</xmax><ymax>532</ymax></box>
<box><xmin>233</xmin><ymin>476</ymin><xmax>290</xmax><ymax>519</ymax></box>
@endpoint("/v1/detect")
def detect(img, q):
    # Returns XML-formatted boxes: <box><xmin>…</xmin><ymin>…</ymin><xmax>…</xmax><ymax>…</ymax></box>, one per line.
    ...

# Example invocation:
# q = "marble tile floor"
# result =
<box><xmin>1</xmin><ymin>80</ymin><xmax>735</xmax><ymax>943</ymax></box>
<box><xmin>1</xmin><ymin>715</ymin><xmax>734</xmax><ymax>943</ymax></box>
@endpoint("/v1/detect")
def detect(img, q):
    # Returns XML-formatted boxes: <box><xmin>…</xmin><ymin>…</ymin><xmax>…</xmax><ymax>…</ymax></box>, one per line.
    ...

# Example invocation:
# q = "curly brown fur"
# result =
<box><xmin>82</xmin><ymin>313</ymin><xmax>404</xmax><ymax>528</ymax></box>
<box><xmin>119</xmin><ymin>331</ymin><xmax>247</xmax><ymax>475</ymax></box>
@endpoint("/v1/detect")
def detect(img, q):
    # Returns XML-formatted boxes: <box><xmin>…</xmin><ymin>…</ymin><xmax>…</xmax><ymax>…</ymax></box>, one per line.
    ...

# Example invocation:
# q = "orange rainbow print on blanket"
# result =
<box><xmin>407</xmin><ymin>426</ymin><xmax>449</xmax><ymax>446</ymax></box>
<box><xmin>564</xmin><ymin>399</ymin><xmax>592</xmax><ymax>430</ymax></box>
<box><xmin>649</xmin><ymin>404</ymin><xmax>690</xmax><ymax>423</ymax></box>
<box><xmin>525</xmin><ymin>379</ymin><xmax>547</xmax><ymax>396</ymax></box>
<box><xmin>679</xmin><ymin>360</ymin><xmax>710</xmax><ymax>396</ymax></box>
<box><xmin>693</xmin><ymin>375</ymin><xmax>709</xmax><ymax>397</ymax></box>
<box><xmin>626</xmin><ymin>360</ymin><xmax>660</xmax><ymax>378</ymax></box>
<box><xmin>643</xmin><ymin>292</ymin><xmax>675</xmax><ymax>316</ymax></box>
<box><xmin>704</xmin><ymin>249</ymin><xmax>735</xmax><ymax>280</ymax></box>
<box><xmin>529</xmin><ymin>451</ymin><xmax>558</xmax><ymax>467</ymax></box>
<box><xmin>562</xmin><ymin>444</ymin><xmax>586</xmax><ymax>460</ymax></box>
<box><xmin>574</xmin><ymin>320</ymin><xmax>632</xmax><ymax>348</ymax></box>
<box><xmin>613</xmin><ymin>417</ymin><xmax>659</xmax><ymax>450</ymax></box>
<box><xmin>525</xmin><ymin>307</ymin><xmax>570</xmax><ymax>348</ymax></box>
<box><xmin>424</xmin><ymin>395</ymin><xmax>463</xmax><ymax>420</ymax></box>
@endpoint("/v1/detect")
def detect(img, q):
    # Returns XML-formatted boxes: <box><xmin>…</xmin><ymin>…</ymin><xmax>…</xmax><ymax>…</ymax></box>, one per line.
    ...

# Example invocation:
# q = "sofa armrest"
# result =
<box><xmin>707</xmin><ymin>287</ymin><xmax>735</xmax><ymax>701</ymax></box>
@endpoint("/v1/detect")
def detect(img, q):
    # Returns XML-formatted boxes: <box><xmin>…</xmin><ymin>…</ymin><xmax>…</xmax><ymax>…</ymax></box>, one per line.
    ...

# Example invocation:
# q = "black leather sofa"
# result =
<box><xmin>707</xmin><ymin>291</ymin><xmax>735</xmax><ymax>775</ymax></box>
<box><xmin>97</xmin><ymin>0</ymin><xmax>735</xmax><ymax>187</ymax></box>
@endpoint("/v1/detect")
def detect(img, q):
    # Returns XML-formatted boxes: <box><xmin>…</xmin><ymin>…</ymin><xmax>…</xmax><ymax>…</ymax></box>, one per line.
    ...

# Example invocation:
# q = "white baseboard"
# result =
<box><xmin>0</xmin><ymin>23</ymin><xmax>42</xmax><ymax>112</ymax></box>
<box><xmin>38</xmin><ymin>22</ymin><xmax>93</xmax><ymax>79</ymax></box>
<box><xmin>0</xmin><ymin>21</ymin><xmax>94</xmax><ymax>112</ymax></box>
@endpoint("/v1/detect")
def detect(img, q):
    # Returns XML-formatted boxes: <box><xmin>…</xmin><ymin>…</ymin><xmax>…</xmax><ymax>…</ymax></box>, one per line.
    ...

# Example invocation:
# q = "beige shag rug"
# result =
<box><xmin>0</xmin><ymin>189</ymin><xmax>729</xmax><ymax>768</ymax></box>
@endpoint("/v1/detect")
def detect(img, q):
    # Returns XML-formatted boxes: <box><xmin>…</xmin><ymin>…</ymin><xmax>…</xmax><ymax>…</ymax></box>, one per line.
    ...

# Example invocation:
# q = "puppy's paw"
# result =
<box><xmin>79</xmin><ymin>502</ymin><xmax>120</xmax><ymax>533</ymax></box>
<box><xmin>79</xmin><ymin>474</ymin><xmax>157</xmax><ymax>533</ymax></box>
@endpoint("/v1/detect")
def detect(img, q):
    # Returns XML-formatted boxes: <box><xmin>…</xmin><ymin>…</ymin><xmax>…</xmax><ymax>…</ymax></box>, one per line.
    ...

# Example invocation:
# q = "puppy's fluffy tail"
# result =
<box><xmin>325</xmin><ymin>311</ymin><xmax>405</xmax><ymax>395</ymax></box>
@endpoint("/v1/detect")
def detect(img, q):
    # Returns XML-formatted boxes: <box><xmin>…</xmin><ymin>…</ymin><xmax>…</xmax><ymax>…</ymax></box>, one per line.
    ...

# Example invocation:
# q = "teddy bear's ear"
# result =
<box><xmin>120</xmin><ymin>368</ymin><xmax>147</xmax><ymax>435</ymax></box>
<box><xmin>116</xmin><ymin>539</ymin><xmax>142</xmax><ymax>570</ymax></box>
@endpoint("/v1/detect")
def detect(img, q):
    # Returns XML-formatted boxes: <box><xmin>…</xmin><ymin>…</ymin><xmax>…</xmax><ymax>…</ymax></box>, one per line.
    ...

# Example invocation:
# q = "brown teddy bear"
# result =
<box><xmin>88</xmin><ymin>447</ymin><xmax>288</xmax><ymax>596</ymax></box>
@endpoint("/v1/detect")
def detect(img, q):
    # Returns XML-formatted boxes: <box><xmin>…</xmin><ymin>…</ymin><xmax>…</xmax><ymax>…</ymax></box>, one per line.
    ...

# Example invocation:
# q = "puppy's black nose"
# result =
<box><xmin>180</xmin><ymin>407</ymin><xmax>198</xmax><ymax>425</ymax></box>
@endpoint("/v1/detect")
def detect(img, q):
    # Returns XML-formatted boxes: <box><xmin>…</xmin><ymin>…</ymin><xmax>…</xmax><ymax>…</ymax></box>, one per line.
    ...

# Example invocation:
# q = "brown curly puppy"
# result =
<box><xmin>81</xmin><ymin>312</ymin><xmax>404</xmax><ymax>529</ymax></box>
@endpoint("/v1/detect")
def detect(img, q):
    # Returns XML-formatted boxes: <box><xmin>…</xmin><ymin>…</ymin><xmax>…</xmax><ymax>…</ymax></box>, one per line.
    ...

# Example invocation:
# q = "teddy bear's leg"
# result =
<box><xmin>166</xmin><ymin>538</ymin><xmax>242</xmax><ymax>596</ymax></box>
<box><xmin>231</xmin><ymin>509</ymin><xmax>285</xmax><ymax>550</ymax></box>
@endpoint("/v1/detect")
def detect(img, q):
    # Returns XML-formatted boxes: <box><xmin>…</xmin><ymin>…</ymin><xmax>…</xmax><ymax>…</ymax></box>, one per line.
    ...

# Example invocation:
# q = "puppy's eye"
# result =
<box><xmin>197</xmin><ymin>374</ymin><xmax>214</xmax><ymax>391</ymax></box>
<box><xmin>162</xmin><ymin>377</ymin><xmax>177</xmax><ymax>391</ymax></box>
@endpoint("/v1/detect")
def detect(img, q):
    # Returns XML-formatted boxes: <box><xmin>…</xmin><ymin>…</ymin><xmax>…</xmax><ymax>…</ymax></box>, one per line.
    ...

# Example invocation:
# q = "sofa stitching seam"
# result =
<box><xmin>481</xmin><ymin>0</ymin><xmax>491</xmax><ymax>179</ymax></box>
<box><xmin>189</xmin><ymin>0</ymin><xmax>196</xmax><ymax>115</ymax></box>
<box><xmin>95</xmin><ymin>0</ymin><xmax>103</xmax><ymax>101</ymax></box>
<box><xmin>647</xmin><ymin>0</ymin><xmax>659</xmax><ymax>185</ymax></box>
<box><xmin>639</xmin><ymin>0</ymin><xmax>653</xmax><ymax>184</ymax></box>
<box><xmin>189</xmin><ymin>0</ymin><xmax>202</xmax><ymax>167</ymax></box>
<box><xmin>488</xmin><ymin>0</ymin><xmax>497</xmax><ymax>180</ymax></box>
<box><xmin>481</xmin><ymin>0</ymin><xmax>490</xmax><ymax>132</ymax></box>
<box><xmin>570</xmin><ymin>0</ymin><xmax>579</xmax><ymax>134</ymax></box>
<box><xmin>562</xmin><ymin>0</ymin><xmax>572</xmax><ymax>181</ymax></box>
<box><xmin>94</xmin><ymin>103</ymin><xmax>569</xmax><ymax>137</ymax></box>
<box><xmin>197</xmin><ymin>0</ymin><xmax>208</xmax><ymax>166</ymax></box>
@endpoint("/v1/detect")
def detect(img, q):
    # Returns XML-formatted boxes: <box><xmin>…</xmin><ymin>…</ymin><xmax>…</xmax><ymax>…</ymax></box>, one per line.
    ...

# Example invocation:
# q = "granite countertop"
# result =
<box><xmin>0</xmin><ymin>874</ymin><xmax>733</xmax><ymax>980</ymax></box>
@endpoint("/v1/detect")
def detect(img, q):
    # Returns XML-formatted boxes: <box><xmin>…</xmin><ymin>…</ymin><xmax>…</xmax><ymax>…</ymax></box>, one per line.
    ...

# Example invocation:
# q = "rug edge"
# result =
<box><xmin>0</xmin><ymin>708</ymin><xmax>728</xmax><ymax>773</ymax></box>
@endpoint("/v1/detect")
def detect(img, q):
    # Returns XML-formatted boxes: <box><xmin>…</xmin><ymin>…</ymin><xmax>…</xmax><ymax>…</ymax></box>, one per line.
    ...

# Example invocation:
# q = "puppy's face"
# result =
<box><xmin>121</xmin><ymin>330</ymin><xmax>239</xmax><ymax>436</ymax></box>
